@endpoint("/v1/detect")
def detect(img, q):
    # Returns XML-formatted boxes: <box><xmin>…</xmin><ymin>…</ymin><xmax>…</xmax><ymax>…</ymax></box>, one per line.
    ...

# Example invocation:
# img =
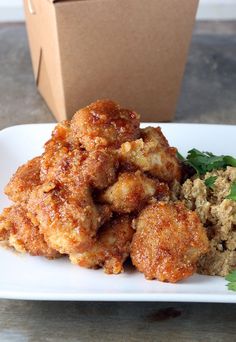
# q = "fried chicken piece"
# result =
<box><xmin>41</xmin><ymin>118</ymin><xmax>119</xmax><ymax>190</ymax></box>
<box><xmin>44</xmin><ymin>120</ymin><xmax>72</xmax><ymax>153</ymax></box>
<box><xmin>27</xmin><ymin>184</ymin><xmax>111</xmax><ymax>255</ymax></box>
<box><xmin>40</xmin><ymin>121</ymin><xmax>74</xmax><ymax>182</ymax></box>
<box><xmin>4</xmin><ymin>156</ymin><xmax>41</xmax><ymax>203</ymax></box>
<box><xmin>119</xmin><ymin>127</ymin><xmax>181</xmax><ymax>183</ymax></box>
<box><xmin>41</xmin><ymin>146</ymin><xmax>86</xmax><ymax>187</ymax></box>
<box><xmin>51</xmin><ymin>120</ymin><xmax>71</xmax><ymax>143</ymax></box>
<box><xmin>41</xmin><ymin>146</ymin><xmax>118</xmax><ymax>191</ymax></box>
<box><xmin>70</xmin><ymin>100</ymin><xmax>140</xmax><ymax>151</ymax></box>
<box><xmin>100</xmin><ymin>171</ymin><xmax>161</xmax><ymax>213</ymax></box>
<box><xmin>0</xmin><ymin>205</ymin><xmax>59</xmax><ymax>258</ymax></box>
<box><xmin>70</xmin><ymin>215</ymin><xmax>134</xmax><ymax>274</ymax></box>
<box><xmin>81</xmin><ymin>149</ymin><xmax>118</xmax><ymax>189</ymax></box>
<box><xmin>131</xmin><ymin>202</ymin><xmax>209</xmax><ymax>283</ymax></box>
<box><xmin>1</xmin><ymin>100</ymin><xmax>189</xmax><ymax>282</ymax></box>
<box><xmin>4</xmin><ymin>122</ymin><xmax>71</xmax><ymax>203</ymax></box>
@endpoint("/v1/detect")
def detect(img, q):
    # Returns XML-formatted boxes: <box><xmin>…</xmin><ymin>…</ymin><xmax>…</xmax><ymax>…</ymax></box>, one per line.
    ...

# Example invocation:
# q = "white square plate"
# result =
<box><xmin>0</xmin><ymin>123</ymin><xmax>236</xmax><ymax>302</ymax></box>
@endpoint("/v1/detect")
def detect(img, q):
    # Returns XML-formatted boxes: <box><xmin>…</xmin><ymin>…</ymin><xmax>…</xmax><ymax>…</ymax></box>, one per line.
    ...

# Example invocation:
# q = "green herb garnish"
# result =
<box><xmin>204</xmin><ymin>176</ymin><xmax>217</xmax><ymax>190</ymax></box>
<box><xmin>179</xmin><ymin>149</ymin><xmax>236</xmax><ymax>175</ymax></box>
<box><xmin>225</xmin><ymin>270</ymin><xmax>236</xmax><ymax>291</ymax></box>
<box><xmin>226</xmin><ymin>181</ymin><xmax>236</xmax><ymax>201</ymax></box>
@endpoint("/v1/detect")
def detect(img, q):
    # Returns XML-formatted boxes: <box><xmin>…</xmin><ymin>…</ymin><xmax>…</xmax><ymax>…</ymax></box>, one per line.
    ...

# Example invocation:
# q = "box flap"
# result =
<box><xmin>24</xmin><ymin>0</ymin><xmax>67</xmax><ymax>121</ymax></box>
<box><xmin>24</xmin><ymin>2</ymin><xmax>42</xmax><ymax>82</ymax></box>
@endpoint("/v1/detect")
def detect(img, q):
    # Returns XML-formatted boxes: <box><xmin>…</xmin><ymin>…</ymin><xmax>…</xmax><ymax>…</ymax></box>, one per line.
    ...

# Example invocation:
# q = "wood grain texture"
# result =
<box><xmin>0</xmin><ymin>301</ymin><xmax>236</xmax><ymax>342</ymax></box>
<box><xmin>0</xmin><ymin>22</ymin><xmax>236</xmax><ymax>342</ymax></box>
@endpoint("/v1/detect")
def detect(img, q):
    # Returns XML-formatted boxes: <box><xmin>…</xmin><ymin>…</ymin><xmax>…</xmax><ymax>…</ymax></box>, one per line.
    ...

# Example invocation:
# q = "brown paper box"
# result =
<box><xmin>23</xmin><ymin>0</ymin><xmax>198</xmax><ymax>122</ymax></box>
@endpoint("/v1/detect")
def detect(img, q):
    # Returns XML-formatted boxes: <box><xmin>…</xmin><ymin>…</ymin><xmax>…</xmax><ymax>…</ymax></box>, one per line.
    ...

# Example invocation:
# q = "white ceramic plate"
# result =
<box><xmin>0</xmin><ymin>123</ymin><xmax>236</xmax><ymax>302</ymax></box>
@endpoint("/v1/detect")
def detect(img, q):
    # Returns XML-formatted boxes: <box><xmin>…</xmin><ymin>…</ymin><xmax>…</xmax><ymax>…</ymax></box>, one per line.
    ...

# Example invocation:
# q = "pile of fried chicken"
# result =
<box><xmin>0</xmin><ymin>100</ymin><xmax>209</xmax><ymax>283</ymax></box>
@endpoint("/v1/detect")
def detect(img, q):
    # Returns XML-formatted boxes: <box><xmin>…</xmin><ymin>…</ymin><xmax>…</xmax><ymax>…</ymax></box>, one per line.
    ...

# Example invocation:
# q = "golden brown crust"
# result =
<box><xmin>5</xmin><ymin>156</ymin><xmax>41</xmax><ymax>203</ymax></box>
<box><xmin>0</xmin><ymin>205</ymin><xmax>59</xmax><ymax>258</ymax></box>
<box><xmin>2</xmin><ymin>100</ymin><xmax>205</xmax><ymax>282</ymax></box>
<box><xmin>40</xmin><ymin>120</ymin><xmax>77</xmax><ymax>184</ymax></box>
<box><xmin>119</xmin><ymin>127</ymin><xmax>181</xmax><ymax>183</ymax></box>
<box><xmin>70</xmin><ymin>215</ymin><xmax>134</xmax><ymax>274</ymax></box>
<box><xmin>41</xmin><ymin>145</ymin><xmax>118</xmax><ymax>191</ymax></box>
<box><xmin>27</xmin><ymin>184</ymin><xmax>111</xmax><ymax>255</ymax></box>
<box><xmin>131</xmin><ymin>202</ymin><xmax>209</xmax><ymax>283</ymax></box>
<box><xmin>100</xmin><ymin>171</ymin><xmax>159</xmax><ymax>213</ymax></box>
<box><xmin>81</xmin><ymin>149</ymin><xmax>118</xmax><ymax>189</ymax></box>
<box><xmin>70</xmin><ymin>99</ymin><xmax>140</xmax><ymax>151</ymax></box>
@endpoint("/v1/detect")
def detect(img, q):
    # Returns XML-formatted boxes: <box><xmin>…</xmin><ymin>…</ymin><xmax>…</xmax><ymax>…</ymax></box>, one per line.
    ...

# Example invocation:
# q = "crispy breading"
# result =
<box><xmin>70</xmin><ymin>216</ymin><xmax>134</xmax><ymax>274</ymax></box>
<box><xmin>27</xmin><ymin>184</ymin><xmax>111</xmax><ymax>254</ymax></box>
<box><xmin>5</xmin><ymin>156</ymin><xmax>41</xmax><ymax>203</ymax></box>
<box><xmin>100</xmin><ymin>171</ymin><xmax>160</xmax><ymax>213</ymax></box>
<box><xmin>1</xmin><ymin>100</ymin><xmax>208</xmax><ymax>284</ymax></box>
<box><xmin>131</xmin><ymin>202</ymin><xmax>209</xmax><ymax>283</ymax></box>
<box><xmin>50</xmin><ymin>120</ymin><xmax>71</xmax><ymax>144</ymax></box>
<box><xmin>41</xmin><ymin>147</ymin><xmax>118</xmax><ymax>191</ymax></box>
<box><xmin>70</xmin><ymin>99</ymin><xmax>140</xmax><ymax>151</ymax></box>
<box><xmin>0</xmin><ymin>205</ymin><xmax>59</xmax><ymax>258</ymax></box>
<box><xmin>5</xmin><ymin>121</ymin><xmax>73</xmax><ymax>204</ymax></box>
<box><xmin>119</xmin><ymin>127</ymin><xmax>181</xmax><ymax>183</ymax></box>
<box><xmin>40</xmin><ymin>120</ymin><xmax>74</xmax><ymax>183</ymax></box>
<box><xmin>81</xmin><ymin>149</ymin><xmax>118</xmax><ymax>189</ymax></box>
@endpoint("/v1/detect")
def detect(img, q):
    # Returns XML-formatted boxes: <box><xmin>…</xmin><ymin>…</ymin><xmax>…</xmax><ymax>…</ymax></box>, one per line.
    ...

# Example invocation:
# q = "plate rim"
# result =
<box><xmin>1</xmin><ymin>122</ymin><xmax>236</xmax><ymax>302</ymax></box>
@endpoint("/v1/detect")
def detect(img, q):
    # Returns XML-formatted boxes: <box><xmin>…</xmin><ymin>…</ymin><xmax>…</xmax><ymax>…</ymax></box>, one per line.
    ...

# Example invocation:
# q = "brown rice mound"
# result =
<box><xmin>177</xmin><ymin>166</ymin><xmax>236</xmax><ymax>276</ymax></box>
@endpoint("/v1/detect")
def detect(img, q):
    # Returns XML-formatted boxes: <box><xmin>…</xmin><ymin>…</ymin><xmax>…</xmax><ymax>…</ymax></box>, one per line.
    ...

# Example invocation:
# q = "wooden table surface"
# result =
<box><xmin>0</xmin><ymin>22</ymin><xmax>236</xmax><ymax>342</ymax></box>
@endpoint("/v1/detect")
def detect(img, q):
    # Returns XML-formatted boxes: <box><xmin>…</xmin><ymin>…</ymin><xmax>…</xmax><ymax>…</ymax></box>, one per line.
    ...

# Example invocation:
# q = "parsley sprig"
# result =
<box><xmin>225</xmin><ymin>270</ymin><xmax>236</xmax><ymax>292</ymax></box>
<box><xmin>180</xmin><ymin>149</ymin><xmax>236</xmax><ymax>176</ymax></box>
<box><xmin>204</xmin><ymin>176</ymin><xmax>217</xmax><ymax>190</ymax></box>
<box><xmin>226</xmin><ymin>181</ymin><xmax>236</xmax><ymax>201</ymax></box>
<box><xmin>177</xmin><ymin>149</ymin><xmax>236</xmax><ymax>201</ymax></box>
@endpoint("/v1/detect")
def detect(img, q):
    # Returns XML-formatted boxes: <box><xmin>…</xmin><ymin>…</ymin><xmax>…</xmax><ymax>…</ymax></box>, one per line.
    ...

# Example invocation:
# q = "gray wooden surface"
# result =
<box><xmin>0</xmin><ymin>301</ymin><xmax>236</xmax><ymax>342</ymax></box>
<box><xmin>0</xmin><ymin>22</ymin><xmax>236</xmax><ymax>342</ymax></box>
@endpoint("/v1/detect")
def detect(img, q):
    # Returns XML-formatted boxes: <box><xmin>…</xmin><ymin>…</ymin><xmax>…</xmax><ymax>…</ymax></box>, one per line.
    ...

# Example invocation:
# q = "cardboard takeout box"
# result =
<box><xmin>24</xmin><ymin>0</ymin><xmax>198</xmax><ymax>122</ymax></box>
